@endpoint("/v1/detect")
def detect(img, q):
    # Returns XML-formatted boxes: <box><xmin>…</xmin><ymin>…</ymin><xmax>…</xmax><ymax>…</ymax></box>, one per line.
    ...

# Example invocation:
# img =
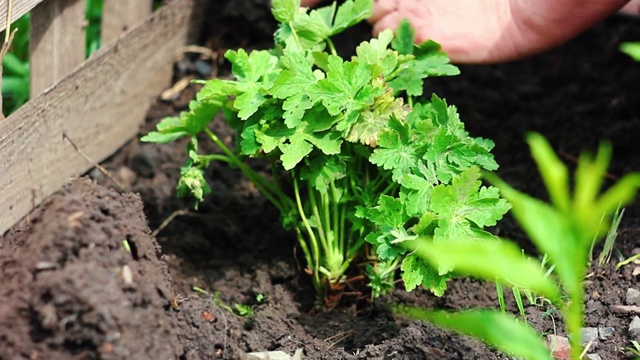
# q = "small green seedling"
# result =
<box><xmin>395</xmin><ymin>133</ymin><xmax>640</xmax><ymax>359</ymax></box>
<box><xmin>235</xmin><ymin>304</ymin><xmax>254</xmax><ymax>318</ymax></box>
<box><xmin>122</xmin><ymin>239</ymin><xmax>131</xmax><ymax>253</ymax></box>
<box><xmin>627</xmin><ymin>340</ymin><xmax>640</xmax><ymax>358</ymax></box>
<box><xmin>615</xmin><ymin>252</ymin><xmax>640</xmax><ymax>270</ymax></box>
<box><xmin>144</xmin><ymin>0</ymin><xmax>507</xmax><ymax>307</ymax></box>
<box><xmin>592</xmin><ymin>206</ymin><xmax>623</xmax><ymax>267</ymax></box>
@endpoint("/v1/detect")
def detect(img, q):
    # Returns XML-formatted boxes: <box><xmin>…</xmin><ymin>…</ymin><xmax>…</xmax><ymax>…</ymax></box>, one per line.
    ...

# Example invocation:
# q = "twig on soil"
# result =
<box><xmin>180</xmin><ymin>45</ymin><xmax>216</xmax><ymax>60</ymax></box>
<box><xmin>611</xmin><ymin>305</ymin><xmax>640</xmax><ymax>315</ymax></box>
<box><xmin>324</xmin><ymin>330</ymin><xmax>352</xmax><ymax>348</ymax></box>
<box><xmin>62</xmin><ymin>133</ymin><xmax>125</xmax><ymax>191</ymax></box>
<box><xmin>160</xmin><ymin>76</ymin><xmax>194</xmax><ymax>101</ymax></box>
<box><xmin>215</xmin><ymin>303</ymin><xmax>229</xmax><ymax>358</ymax></box>
<box><xmin>150</xmin><ymin>209</ymin><xmax>200</xmax><ymax>237</ymax></box>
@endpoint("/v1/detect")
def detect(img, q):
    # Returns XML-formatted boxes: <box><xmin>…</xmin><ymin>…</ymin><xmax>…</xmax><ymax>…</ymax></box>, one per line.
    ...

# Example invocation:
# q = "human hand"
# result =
<box><xmin>300</xmin><ymin>0</ymin><xmax>628</xmax><ymax>64</ymax></box>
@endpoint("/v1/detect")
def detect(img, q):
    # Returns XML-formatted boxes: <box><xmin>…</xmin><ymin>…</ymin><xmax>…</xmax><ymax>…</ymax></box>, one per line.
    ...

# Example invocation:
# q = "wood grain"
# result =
<box><xmin>101</xmin><ymin>0</ymin><xmax>153</xmax><ymax>46</ymax></box>
<box><xmin>0</xmin><ymin>0</ymin><xmax>46</xmax><ymax>33</ymax></box>
<box><xmin>29</xmin><ymin>0</ymin><xmax>86</xmax><ymax>96</ymax></box>
<box><xmin>0</xmin><ymin>0</ymin><xmax>198</xmax><ymax>235</ymax></box>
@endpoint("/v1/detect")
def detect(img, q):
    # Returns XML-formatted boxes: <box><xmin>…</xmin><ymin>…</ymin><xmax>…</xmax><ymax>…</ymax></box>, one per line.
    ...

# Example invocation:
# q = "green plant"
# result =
<box><xmin>395</xmin><ymin>133</ymin><xmax>640</xmax><ymax>359</ymax></box>
<box><xmin>193</xmin><ymin>286</ymin><xmax>260</xmax><ymax>318</ymax></box>
<box><xmin>628</xmin><ymin>340</ymin><xmax>640</xmax><ymax>358</ymax></box>
<box><xmin>615</xmin><ymin>252</ymin><xmax>640</xmax><ymax>270</ymax></box>
<box><xmin>591</xmin><ymin>206</ymin><xmax>623</xmax><ymax>267</ymax></box>
<box><xmin>143</xmin><ymin>0</ymin><xmax>507</xmax><ymax>307</ymax></box>
<box><xmin>234</xmin><ymin>303</ymin><xmax>254</xmax><ymax>317</ymax></box>
<box><xmin>85</xmin><ymin>0</ymin><xmax>103</xmax><ymax>56</ymax></box>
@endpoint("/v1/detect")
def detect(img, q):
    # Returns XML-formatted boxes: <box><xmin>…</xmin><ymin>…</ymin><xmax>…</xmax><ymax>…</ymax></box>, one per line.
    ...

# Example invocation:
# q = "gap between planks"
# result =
<box><xmin>0</xmin><ymin>0</ymin><xmax>200</xmax><ymax>235</ymax></box>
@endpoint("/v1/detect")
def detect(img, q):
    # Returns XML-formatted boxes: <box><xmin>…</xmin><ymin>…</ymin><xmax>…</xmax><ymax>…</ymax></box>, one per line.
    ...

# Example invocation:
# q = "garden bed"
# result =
<box><xmin>1</xmin><ymin>1</ymin><xmax>640</xmax><ymax>359</ymax></box>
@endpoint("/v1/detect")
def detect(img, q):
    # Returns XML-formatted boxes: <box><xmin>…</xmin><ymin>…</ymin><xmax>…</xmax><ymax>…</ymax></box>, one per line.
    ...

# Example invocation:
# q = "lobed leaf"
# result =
<box><xmin>271</xmin><ymin>0</ymin><xmax>300</xmax><ymax>23</ymax></box>
<box><xmin>401</xmin><ymin>252</ymin><xmax>449</xmax><ymax>295</ymax></box>
<box><xmin>331</xmin><ymin>0</ymin><xmax>373</xmax><ymax>34</ymax></box>
<box><xmin>391</xmin><ymin>19</ymin><xmax>415</xmax><ymax>55</ymax></box>
<box><xmin>279</xmin><ymin>132</ymin><xmax>314</xmax><ymax>170</ymax></box>
<box><xmin>430</xmin><ymin>167</ymin><xmax>511</xmax><ymax>243</ymax></box>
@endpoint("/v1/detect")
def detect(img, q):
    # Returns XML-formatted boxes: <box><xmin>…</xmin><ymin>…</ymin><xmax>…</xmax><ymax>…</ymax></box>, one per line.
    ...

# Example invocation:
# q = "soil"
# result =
<box><xmin>2</xmin><ymin>1</ymin><xmax>640</xmax><ymax>359</ymax></box>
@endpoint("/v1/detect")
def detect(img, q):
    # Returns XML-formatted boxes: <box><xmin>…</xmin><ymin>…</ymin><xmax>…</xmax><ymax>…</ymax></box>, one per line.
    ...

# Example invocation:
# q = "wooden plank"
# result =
<box><xmin>101</xmin><ymin>0</ymin><xmax>153</xmax><ymax>46</ymax></box>
<box><xmin>29</xmin><ymin>0</ymin><xmax>86</xmax><ymax>97</ymax></box>
<box><xmin>0</xmin><ymin>0</ymin><xmax>46</xmax><ymax>33</ymax></box>
<box><xmin>0</xmin><ymin>0</ymin><xmax>198</xmax><ymax>235</ymax></box>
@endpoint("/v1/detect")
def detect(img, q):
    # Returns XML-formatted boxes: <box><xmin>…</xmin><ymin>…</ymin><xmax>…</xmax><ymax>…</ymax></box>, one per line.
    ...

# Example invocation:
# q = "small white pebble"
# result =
<box><xmin>598</xmin><ymin>326</ymin><xmax>615</xmax><ymax>340</ymax></box>
<box><xmin>581</xmin><ymin>327</ymin><xmax>599</xmax><ymax>347</ymax></box>
<box><xmin>629</xmin><ymin>316</ymin><xmax>640</xmax><ymax>336</ymax></box>
<box><xmin>626</xmin><ymin>288</ymin><xmax>640</xmax><ymax>306</ymax></box>
<box><xmin>122</xmin><ymin>265</ymin><xmax>133</xmax><ymax>285</ymax></box>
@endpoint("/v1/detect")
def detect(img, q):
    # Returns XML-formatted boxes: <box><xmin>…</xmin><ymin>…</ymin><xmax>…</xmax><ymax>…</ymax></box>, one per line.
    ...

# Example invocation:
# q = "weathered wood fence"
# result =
<box><xmin>0</xmin><ymin>0</ymin><xmax>200</xmax><ymax>235</ymax></box>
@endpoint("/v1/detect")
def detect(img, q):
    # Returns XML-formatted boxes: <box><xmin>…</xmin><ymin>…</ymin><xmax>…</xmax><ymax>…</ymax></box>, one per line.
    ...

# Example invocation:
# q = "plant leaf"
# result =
<box><xmin>430</xmin><ymin>167</ymin><xmax>511</xmax><ymax>243</ymax></box>
<box><xmin>620</xmin><ymin>42</ymin><xmax>640</xmax><ymax>61</ymax></box>
<box><xmin>527</xmin><ymin>133</ymin><xmax>570</xmax><ymax>212</ymax></box>
<box><xmin>401</xmin><ymin>252</ymin><xmax>449</xmax><ymax>295</ymax></box>
<box><xmin>391</xmin><ymin>19</ymin><xmax>414</xmax><ymax>55</ymax></box>
<box><xmin>226</xmin><ymin>49</ymin><xmax>279</xmax><ymax>119</ymax></box>
<box><xmin>279</xmin><ymin>132</ymin><xmax>314</xmax><ymax>170</ymax></box>
<box><xmin>331</xmin><ymin>0</ymin><xmax>373</xmax><ymax>34</ymax></box>
<box><xmin>271</xmin><ymin>0</ymin><xmax>300</xmax><ymax>23</ymax></box>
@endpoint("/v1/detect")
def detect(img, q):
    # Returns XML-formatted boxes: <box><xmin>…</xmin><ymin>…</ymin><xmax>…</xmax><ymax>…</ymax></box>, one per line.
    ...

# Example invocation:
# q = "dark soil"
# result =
<box><xmin>2</xmin><ymin>1</ymin><xmax>640</xmax><ymax>359</ymax></box>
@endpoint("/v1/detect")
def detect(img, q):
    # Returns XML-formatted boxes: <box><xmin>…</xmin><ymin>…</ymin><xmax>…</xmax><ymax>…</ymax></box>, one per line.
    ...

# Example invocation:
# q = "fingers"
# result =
<box><xmin>369</xmin><ymin>0</ymin><xmax>398</xmax><ymax>23</ymax></box>
<box><xmin>300</xmin><ymin>0</ymin><xmax>323</xmax><ymax>7</ymax></box>
<box><xmin>372</xmin><ymin>11</ymin><xmax>403</xmax><ymax>37</ymax></box>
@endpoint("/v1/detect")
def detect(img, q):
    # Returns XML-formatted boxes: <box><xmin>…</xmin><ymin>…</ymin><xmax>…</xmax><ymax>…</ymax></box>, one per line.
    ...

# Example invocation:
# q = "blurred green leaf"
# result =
<box><xmin>394</xmin><ymin>307</ymin><xmax>552</xmax><ymax>360</ymax></box>
<box><xmin>621</xmin><ymin>42</ymin><xmax>640</xmax><ymax>61</ymax></box>
<box><xmin>272</xmin><ymin>0</ymin><xmax>300</xmax><ymax>23</ymax></box>
<box><xmin>527</xmin><ymin>133</ymin><xmax>570</xmax><ymax>212</ymax></box>
<box><xmin>409</xmin><ymin>237</ymin><xmax>560</xmax><ymax>301</ymax></box>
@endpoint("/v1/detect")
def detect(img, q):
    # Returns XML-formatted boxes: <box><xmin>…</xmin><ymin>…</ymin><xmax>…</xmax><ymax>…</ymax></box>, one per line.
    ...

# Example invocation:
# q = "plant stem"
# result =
<box><xmin>293</xmin><ymin>177</ymin><xmax>322</xmax><ymax>297</ymax></box>
<box><xmin>199</xmin><ymin>154</ymin><xmax>234</xmax><ymax>165</ymax></box>
<box><xmin>326</xmin><ymin>38</ymin><xmax>338</xmax><ymax>57</ymax></box>
<box><xmin>204</xmin><ymin>128</ymin><xmax>295</xmax><ymax>213</ymax></box>
<box><xmin>566</xmin><ymin>287</ymin><xmax>585</xmax><ymax>359</ymax></box>
<box><xmin>330</xmin><ymin>182</ymin><xmax>341</xmax><ymax>256</ymax></box>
